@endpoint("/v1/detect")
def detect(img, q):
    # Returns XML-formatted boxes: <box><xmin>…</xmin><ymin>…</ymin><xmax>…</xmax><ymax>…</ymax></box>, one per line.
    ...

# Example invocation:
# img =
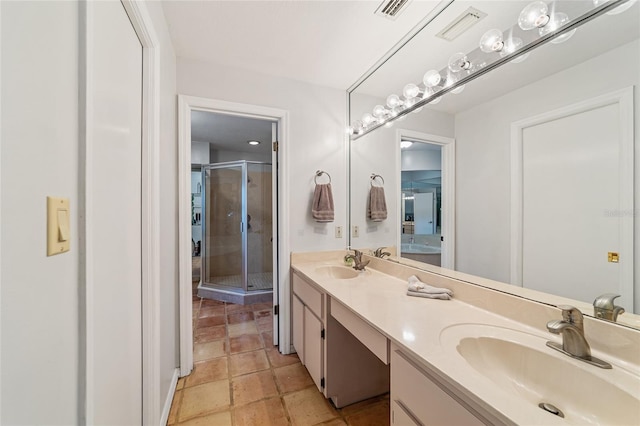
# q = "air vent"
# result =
<box><xmin>436</xmin><ymin>7</ymin><xmax>487</xmax><ymax>41</ymax></box>
<box><xmin>375</xmin><ymin>0</ymin><xmax>412</xmax><ymax>20</ymax></box>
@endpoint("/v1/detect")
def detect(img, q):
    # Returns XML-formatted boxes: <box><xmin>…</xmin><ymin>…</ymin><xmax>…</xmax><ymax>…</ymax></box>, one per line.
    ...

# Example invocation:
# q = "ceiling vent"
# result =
<box><xmin>436</xmin><ymin>7</ymin><xmax>487</xmax><ymax>41</ymax></box>
<box><xmin>375</xmin><ymin>0</ymin><xmax>412</xmax><ymax>20</ymax></box>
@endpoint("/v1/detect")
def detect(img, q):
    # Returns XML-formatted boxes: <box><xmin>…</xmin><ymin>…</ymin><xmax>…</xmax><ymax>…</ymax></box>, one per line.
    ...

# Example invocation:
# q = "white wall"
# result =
<box><xmin>209</xmin><ymin>148</ymin><xmax>271</xmax><ymax>164</ymax></box>
<box><xmin>1</xmin><ymin>2</ymin><xmax>80</xmax><ymax>423</ymax></box>
<box><xmin>401</xmin><ymin>149</ymin><xmax>441</xmax><ymax>171</ymax></box>
<box><xmin>350</xmin><ymin>92</ymin><xmax>454</xmax><ymax>249</ymax></box>
<box><xmin>191</xmin><ymin>140</ymin><xmax>210</xmax><ymax>164</ymax></box>
<box><xmin>178</xmin><ymin>58</ymin><xmax>348</xmax><ymax>253</ymax></box>
<box><xmin>146</xmin><ymin>1</ymin><xmax>180</xmax><ymax>417</ymax></box>
<box><xmin>455</xmin><ymin>39</ymin><xmax>640</xmax><ymax>310</ymax></box>
<box><xmin>1</xmin><ymin>2</ymin><xmax>179</xmax><ymax>422</ymax></box>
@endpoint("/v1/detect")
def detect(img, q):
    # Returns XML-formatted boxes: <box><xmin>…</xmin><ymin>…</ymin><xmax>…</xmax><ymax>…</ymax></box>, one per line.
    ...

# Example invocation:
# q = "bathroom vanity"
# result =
<box><xmin>291</xmin><ymin>251</ymin><xmax>640</xmax><ymax>425</ymax></box>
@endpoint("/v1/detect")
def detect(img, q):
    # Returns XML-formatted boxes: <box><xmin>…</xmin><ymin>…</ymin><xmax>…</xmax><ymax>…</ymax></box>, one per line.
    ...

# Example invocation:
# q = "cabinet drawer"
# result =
<box><xmin>392</xmin><ymin>400</ymin><xmax>420</xmax><ymax>426</ymax></box>
<box><xmin>292</xmin><ymin>272</ymin><xmax>322</xmax><ymax>318</ymax></box>
<box><xmin>331</xmin><ymin>299</ymin><xmax>389</xmax><ymax>364</ymax></box>
<box><xmin>391</xmin><ymin>349</ymin><xmax>483</xmax><ymax>426</ymax></box>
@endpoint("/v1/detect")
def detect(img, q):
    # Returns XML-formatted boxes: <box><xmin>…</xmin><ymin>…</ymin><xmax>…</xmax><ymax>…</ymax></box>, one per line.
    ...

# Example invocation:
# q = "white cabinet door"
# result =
<box><xmin>304</xmin><ymin>307</ymin><xmax>323</xmax><ymax>392</ymax></box>
<box><xmin>292</xmin><ymin>295</ymin><xmax>304</xmax><ymax>364</ymax></box>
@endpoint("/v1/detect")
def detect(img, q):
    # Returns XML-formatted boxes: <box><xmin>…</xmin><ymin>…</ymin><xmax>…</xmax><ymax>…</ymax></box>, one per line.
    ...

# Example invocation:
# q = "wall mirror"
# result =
<box><xmin>348</xmin><ymin>0</ymin><xmax>639</xmax><ymax>328</ymax></box>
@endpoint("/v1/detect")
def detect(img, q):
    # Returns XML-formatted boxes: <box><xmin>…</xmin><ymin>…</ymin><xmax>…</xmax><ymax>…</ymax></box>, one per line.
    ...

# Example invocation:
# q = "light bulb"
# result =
<box><xmin>372</xmin><ymin>104</ymin><xmax>386</xmax><ymax>118</ymax></box>
<box><xmin>448</xmin><ymin>52</ymin><xmax>472</xmax><ymax>73</ymax></box>
<box><xmin>518</xmin><ymin>1</ymin><xmax>550</xmax><ymax>30</ymax></box>
<box><xmin>384</xmin><ymin>121</ymin><xmax>394</xmax><ymax>128</ymax></box>
<box><xmin>500</xmin><ymin>37</ymin><xmax>530</xmax><ymax>63</ymax></box>
<box><xmin>400</xmin><ymin>141</ymin><xmax>413</xmax><ymax>149</ymax></box>
<box><xmin>451</xmin><ymin>85</ymin><xmax>465</xmax><ymax>94</ymax></box>
<box><xmin>403</xmin><ymin>83</ymin><xmax>420</xmax><ymax>100</ymax></box>
<box><xmin>429</xmin><ymin>96</ymin><xmax>442</xmax><ymax>105</ymax></box>
<box><xmin>352</xmin><ymin>120</ymin><xmax>363</xmax><ymax>133</ymax></box>
<box><xmin>594</xmin><ymin>0</ymin><xmax>638</xmax><ymax>15</ymax></box>
<box><xmin>413</xmin><ymin>106</ymin><xmax>424</xmax><ymax>113</ymax></box>
<box><xmin>346</xmin><ymin>127</ymin><xmax>354</xmax><ymax>135</ymax></box>
<box><xmin>539</xmin><ymin>12</ymin><xmax>576</xmax><ymax>44</ymax></box>
<box><xmin>479</xmin><ymin>29</ymin><xmax>504</xmax><ymax>53</ymax></box>
<box><xmin>423</xmin><ymin>70</ymin><xmax>441</xmax><ymax>87</ymax></box>
<box><xmin>386</xmin><ymin>94</ymin><xmax>402</xmax><ymax>108</ymax></box>
<box><xmin>362</xmin><ymin>113</ymin><xmax>374</xmax><ymax>126</ymax></box>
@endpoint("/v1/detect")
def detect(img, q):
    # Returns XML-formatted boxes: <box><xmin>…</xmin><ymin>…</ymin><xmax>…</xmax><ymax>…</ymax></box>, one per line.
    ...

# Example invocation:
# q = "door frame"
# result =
<box><xmin>510</xmin><ymin>87</ymin><xmax>634</xmax><ymax>305</ymax></box>
<box><xmin>80</xmin><ymin>1</ymin><xmax>162</xmax><ymax>424</ymax></box>
<box><xmin>178</xmin><ymin>95</ymin><xmax>291</xmax><ymax>377</ymax></box>
<box><xmin>395</xmin><ymin>129</ymin><xmax>456</xmax><ymax>269</ymax></box>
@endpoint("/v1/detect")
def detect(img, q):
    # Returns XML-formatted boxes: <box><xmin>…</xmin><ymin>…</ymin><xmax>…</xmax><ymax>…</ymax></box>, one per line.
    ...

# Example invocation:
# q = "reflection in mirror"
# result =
<box><xmin>348</xmin><ymin>0</ymin><xmax>639</xmax><ymax>328</ymax></box>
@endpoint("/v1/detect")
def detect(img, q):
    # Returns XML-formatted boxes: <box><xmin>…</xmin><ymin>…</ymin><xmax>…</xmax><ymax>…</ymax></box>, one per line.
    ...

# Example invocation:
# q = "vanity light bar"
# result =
<box><xmin>436</xmin><ymin>7</ymin><xmax>487</xmax><ymax>41</ymax></box>
<box><xmin>350</xmin><ymin>0</ymin><xmax>634</xmax><ymax>140</ymax></box>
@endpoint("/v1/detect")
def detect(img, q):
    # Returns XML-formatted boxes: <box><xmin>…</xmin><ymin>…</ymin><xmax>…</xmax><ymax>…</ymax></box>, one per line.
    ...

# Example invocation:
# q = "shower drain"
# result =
<box><xmin>539</xmin><ymin>402</ymin><xmax>564</xmax><ymax>418</ymax></box>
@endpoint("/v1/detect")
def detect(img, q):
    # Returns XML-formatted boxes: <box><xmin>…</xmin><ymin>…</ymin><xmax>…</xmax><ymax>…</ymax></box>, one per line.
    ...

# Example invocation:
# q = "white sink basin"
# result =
<box><xmin>315</xmin><ymin>265</ymin><xmax>359</xmax><ymax>279</ymax></box>
<box><xmin>440</xmin><ymin>324</ymin><xmax>640</xmax><ymax>425</ymax></box>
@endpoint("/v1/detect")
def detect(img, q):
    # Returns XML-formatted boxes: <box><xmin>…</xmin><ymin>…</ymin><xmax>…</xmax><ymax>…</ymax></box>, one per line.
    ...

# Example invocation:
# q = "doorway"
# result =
<box><xmin>178</xmin><ymin>96</ymin><xmax>291</xmax><ymax>377</ymax></box>
<box><xmin>396</xmin><ymin>130</ymin><xmax>455</xmax><ymax>269</ymax></box>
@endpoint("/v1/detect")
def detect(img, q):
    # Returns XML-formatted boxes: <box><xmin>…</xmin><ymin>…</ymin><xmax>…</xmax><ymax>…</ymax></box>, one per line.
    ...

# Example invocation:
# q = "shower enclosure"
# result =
<box><xmin>198</xmin><ymin>161</ymin><xmax>274</xmax><ymax>305</ymax></box>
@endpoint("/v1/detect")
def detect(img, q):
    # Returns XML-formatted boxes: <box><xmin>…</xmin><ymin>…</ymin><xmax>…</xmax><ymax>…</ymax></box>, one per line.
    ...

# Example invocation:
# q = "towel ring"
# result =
<box><xmin>315</xmin><ymin>170</ymin><xmax>331</xmax><ymax>184</ymax></box>
<box><xmin>370</xmin><ymin>173</ymin><xmax>385</xmax><ymax>187</ymax></box>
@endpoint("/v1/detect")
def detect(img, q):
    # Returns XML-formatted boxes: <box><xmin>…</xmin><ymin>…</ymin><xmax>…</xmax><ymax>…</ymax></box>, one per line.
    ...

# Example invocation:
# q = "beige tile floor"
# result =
<box><xmin>168</xmin><ymin>293</ymin><xmax>390</xmax><ymax>425</ymax></box>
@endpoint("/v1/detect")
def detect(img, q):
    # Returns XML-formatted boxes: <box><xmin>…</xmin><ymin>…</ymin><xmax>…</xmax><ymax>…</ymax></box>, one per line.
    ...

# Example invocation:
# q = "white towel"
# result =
<box><xmin>311</xmin><ymin>183</ymin><xmax>334</xmax><ymax>222</ymax></box>
<box><xmin>406</xmin><ymin>290</ymin><xmax>451</xmax><ymax>300</ymax></box>
<box><xmin>407</xmin><ymin>275</ymin><xmax>453</xmax><ymax>296</ymax></box>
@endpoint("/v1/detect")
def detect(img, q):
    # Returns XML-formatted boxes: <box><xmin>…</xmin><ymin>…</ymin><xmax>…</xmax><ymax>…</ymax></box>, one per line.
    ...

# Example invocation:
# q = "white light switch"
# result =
<box><xmin>47</xmin><ymin>197</ymin><xmax>70</xmax><ymax>256</ymax></box>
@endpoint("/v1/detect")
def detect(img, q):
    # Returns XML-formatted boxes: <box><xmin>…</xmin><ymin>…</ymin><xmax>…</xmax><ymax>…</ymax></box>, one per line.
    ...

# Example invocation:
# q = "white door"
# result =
<box><xmin>414</xmin><ymin>192</ymin><xmax>435</xmax><ymax>235</ymax></box>
<box><xmin>271</xmin><ymin>122</ymin><xmax>279</xmax><ymax>346</ymax></box>
<box><xmin>521</xmin><ymin>103</ymin><xmax>627</xmax><ymax>306</ymax></box>
<box><xmin>90</xmin><ymin>1</ymin><xmax>143</xmax><ymax>424</ymax></box>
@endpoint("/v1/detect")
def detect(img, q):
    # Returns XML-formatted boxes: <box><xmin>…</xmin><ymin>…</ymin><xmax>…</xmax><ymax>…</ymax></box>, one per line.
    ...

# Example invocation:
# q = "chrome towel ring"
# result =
<box><xmin>315</xmin><ymin>170</ymin><xmax>331</xmax><ymax>184</ymax></box>
<box><xmin>370</xmin><ymin>173</ymin><xmax>385</xmax><ymax>187</ymax></box>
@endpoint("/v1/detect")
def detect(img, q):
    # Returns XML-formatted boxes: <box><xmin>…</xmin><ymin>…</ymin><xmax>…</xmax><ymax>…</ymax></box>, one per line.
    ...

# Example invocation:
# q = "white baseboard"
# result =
<box><xmin>160</xmin><ymin>368</ymin><xmax>180</xmax><ymax>425</ymax></box>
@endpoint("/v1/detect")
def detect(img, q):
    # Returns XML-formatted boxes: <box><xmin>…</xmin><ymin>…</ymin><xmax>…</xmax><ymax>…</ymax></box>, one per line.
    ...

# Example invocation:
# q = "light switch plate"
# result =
<box><xmin>335</xmin><ymin>226</ymin><xmax>343</xmax><ymax>238</ymax></box>
<box><xmin>47</xmin><ymin>196</ymin><xmax>70</xmax><ymax>256</ymax></box>
<box><xmin>352</xmin><ymin>225</ymin><xmax>359</xmax><ymax>238</ymax></box>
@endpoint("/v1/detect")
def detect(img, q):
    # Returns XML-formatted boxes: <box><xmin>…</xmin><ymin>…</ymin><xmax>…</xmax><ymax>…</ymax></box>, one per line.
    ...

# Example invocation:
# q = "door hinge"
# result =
<box><xmin>320</xmin><ymin>378</ymin><xmax>325</xmax><ymax>388</ymax></box>
<box><xmin>320</xmin><ymin>329</ymin><xmax>325</xmax><ymax>339</ymax></box>
<box><xmin>273</xmin><ymin>304</ymin><xmax>279</xmax><ymax>315</ymax></box>
<box><xmin>273</xmin><ymin>141</ymin><xmax>279</xmax><ymax>152</ymax></box>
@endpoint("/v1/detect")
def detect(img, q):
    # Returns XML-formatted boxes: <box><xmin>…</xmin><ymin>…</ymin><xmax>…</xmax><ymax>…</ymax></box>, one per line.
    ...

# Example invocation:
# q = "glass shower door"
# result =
<box><xmin>246</xmin><ymin>162</ymin><xmax>273</xmax><ymax>291</ymax></box>
<box><xmin>202</xmin><ymin>164</ymin><xmax>245</xmax><ymax>290</ymax></box>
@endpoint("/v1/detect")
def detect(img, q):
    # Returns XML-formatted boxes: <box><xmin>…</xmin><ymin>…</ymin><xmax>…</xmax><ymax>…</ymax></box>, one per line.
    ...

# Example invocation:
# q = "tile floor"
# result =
<box><xmin>168</xmin><ymin>294</ymin><xmax>390</xmax><ymax>425</ymax></box>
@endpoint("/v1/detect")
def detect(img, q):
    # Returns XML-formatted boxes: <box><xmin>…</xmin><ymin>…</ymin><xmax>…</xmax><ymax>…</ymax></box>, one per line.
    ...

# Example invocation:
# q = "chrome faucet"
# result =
<box><xmin>546</xmin><ymin>305</ymin><xmax>611</xmax><ymax>369</ymax></box>
<box><xmin>593</xmin><ymin>293</ymin><xmax>625</xmax><ymax>322</ymax></box>
<box><xmin>373</xmin><ymin>247</ymin><xmax>391</xmax><ymax>259</ymax></box>
<box><xmin>344</xmin><ymin>250</ymin><xmax>370</xmax><ymax>271</ymax></box>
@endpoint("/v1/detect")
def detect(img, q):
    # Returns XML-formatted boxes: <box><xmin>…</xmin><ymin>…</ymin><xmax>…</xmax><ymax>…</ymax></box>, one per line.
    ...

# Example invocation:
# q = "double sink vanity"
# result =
<box><xmin>291</xmin><ymin>251</ymin><xmax>640</xmax><ymax>425</ymax></box>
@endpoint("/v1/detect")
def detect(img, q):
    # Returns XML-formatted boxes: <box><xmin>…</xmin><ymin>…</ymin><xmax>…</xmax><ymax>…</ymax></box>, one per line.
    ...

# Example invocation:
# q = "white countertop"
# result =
<box><xmin>291</xmin><ymin>255</ymin><xmax>640</xmax><ymax>426</ymax></box>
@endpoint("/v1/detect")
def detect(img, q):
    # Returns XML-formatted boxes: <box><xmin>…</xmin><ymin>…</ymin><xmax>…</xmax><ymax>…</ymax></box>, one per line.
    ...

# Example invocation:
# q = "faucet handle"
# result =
<box><xmin>557</xmin><ymin>305</ymin><xmax>584</xmax><ymax>327</ymax></box>
<box><xmin>593</xmin><ymin>293</ymin><xmax>621</xmax><ymax>310</ymax></box>
<box><xmin>593</xmin><ymin>293</ymin><xmax>625</xmax><ymax>321</ymax></box>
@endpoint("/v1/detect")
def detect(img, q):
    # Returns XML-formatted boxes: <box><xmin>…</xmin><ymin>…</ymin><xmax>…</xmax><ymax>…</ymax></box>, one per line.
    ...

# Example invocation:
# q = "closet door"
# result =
<box><xmin>89</xmin><ymin>1</ymin><xmax>143</xmax><ymax>423</ymax></box>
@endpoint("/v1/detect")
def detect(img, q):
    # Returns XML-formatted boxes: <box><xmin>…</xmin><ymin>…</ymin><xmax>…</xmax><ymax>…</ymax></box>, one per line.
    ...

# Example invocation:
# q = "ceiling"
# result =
<box><xmin>191</xmin><ymin>110</ymin><xmax>274</xmax><ymax>154</ymax></box>
<box><xmin>161</xmin><ymin>0</ymin><xmax>445</xmax><ymax>90</ymax></box>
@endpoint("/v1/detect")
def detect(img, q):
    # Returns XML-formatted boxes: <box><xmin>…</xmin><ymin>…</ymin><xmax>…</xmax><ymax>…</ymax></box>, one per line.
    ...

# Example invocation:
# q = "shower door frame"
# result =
<box><xmin>200</xmin><ymin>160</ymin><xmax>273</xmax><ymax>297</ymax></box>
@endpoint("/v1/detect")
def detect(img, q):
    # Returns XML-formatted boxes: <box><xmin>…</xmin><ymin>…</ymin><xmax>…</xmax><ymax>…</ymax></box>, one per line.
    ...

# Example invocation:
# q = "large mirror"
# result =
<box><xmin>348</xmin><ymin>0</ymin><xmax>639</xmax><ymax>327</ymax></box>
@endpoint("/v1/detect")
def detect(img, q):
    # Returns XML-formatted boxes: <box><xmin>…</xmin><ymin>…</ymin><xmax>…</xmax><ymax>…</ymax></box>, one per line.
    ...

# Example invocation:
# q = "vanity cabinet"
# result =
<box><xmin>291</xmin><ymin>270</ymin><xmax>390</xmax><ymax>406</ymax></box>
<box><xmin>391</xmin><ymin>345</ymin><xmax>485</xmax><ymax>426</ymax></box>
<box><xmin>292</xmin><ymin>271</ymin><xmax>325</xmax><ymax>393</ymax></box>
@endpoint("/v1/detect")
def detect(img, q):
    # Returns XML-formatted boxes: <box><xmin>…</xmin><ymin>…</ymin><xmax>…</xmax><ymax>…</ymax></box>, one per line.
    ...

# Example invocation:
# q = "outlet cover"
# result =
<box><xmin>352</xmin><ymin>225</ymin><xmax>359</xmax><ymax>238</ymax></box>
<box><xmin>335</xmin><ymin>226</ymin><xmax>343</xmax><ymax>238</ymax></box>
